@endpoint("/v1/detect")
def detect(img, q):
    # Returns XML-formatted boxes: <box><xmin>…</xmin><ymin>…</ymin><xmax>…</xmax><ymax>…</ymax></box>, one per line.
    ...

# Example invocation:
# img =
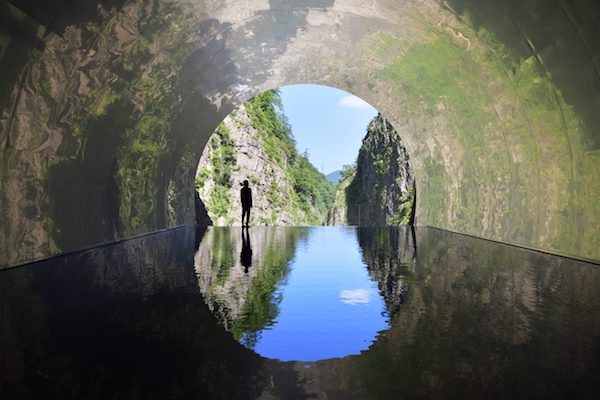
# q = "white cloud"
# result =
<box><xmin>340</xmin><ymin>289</ymin><xmax>372</xmax><ymax>305</ymax></box>
<box><xmin>339</xmin><ymin>95</ymin><xmax>372</xmax><ymax>108</ymax></box>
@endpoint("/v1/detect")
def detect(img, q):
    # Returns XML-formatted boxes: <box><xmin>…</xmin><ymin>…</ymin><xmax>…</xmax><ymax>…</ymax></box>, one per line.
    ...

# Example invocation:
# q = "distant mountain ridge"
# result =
<box><xmin>326</xmin><ymin>170</ymin><xmax>342</xmax><ymax>185</ymax></box>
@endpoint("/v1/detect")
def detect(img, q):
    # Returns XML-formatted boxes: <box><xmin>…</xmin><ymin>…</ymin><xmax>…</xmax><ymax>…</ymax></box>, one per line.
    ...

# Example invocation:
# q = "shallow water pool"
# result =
<box><xmin>2</xmin><ymin>225</ymin><xmax>600</xmax><ymax>399</ymax></box>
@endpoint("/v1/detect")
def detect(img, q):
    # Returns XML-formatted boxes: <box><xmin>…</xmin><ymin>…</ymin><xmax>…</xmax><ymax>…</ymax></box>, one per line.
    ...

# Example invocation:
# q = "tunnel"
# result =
<box><xmin>3</xmin><ymin>1</ymin><xmax>600</xmax><ymax>398</ymax></box>
<box><xmin>1</xmin><ymin>0</ymin><xmax>599</xmax><ymax>267</ymax></box>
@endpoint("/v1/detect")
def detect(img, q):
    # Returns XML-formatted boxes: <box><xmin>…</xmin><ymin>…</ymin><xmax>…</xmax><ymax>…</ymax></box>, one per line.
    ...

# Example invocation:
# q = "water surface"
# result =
<box><xmin>2</xmin><ymin>226</ymin><xmax>600</xmax><ymax>399</ymax></box>
<box><xmin>196</xmin><ymin>227</ymin><xmax>394</xmax><ymax>361</ymax></box>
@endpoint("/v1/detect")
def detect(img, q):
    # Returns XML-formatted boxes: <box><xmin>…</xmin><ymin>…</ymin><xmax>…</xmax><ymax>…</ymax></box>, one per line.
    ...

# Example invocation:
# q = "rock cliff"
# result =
<box><xmin>196</xmin><ymin>91</ymin><xmax>334</xmax><ymax>226</ymax></box>
<box><xmin>329</xmin><ymin>114</ymin><xmax>415</xmax><ymax>226</ymax></box>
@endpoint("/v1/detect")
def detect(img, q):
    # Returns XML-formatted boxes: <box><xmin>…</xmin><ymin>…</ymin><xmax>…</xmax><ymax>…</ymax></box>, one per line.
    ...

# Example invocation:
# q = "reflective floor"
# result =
<box><xmin>196</xmin><ymin>227</ymin><xmax>393</xmax><ymax>361</ymax></box>
<box><xmin>2</xmin><ymin>226</ymin><xmax>600</xmax><ymax>399</ymax></box>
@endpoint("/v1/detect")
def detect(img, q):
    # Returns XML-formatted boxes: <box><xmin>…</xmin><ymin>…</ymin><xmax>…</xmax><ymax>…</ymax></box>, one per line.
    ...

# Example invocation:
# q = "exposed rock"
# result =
<box><xmin>194</xmin><ymin>191</ymin><xmax>212</xmax><ymax>226</ymax></box>
<box><xmin>329</xmin><ymin>113</ymin><xmax>415</xmax><ymax>226</ymax></box>
<box><xmin>347</xmin><ymin>113</ymin><xmax>415</xmax><ymax>226</ymax></box>
<box><xmin>196</xmin><ymin>101</ymin><xmax>333</xmax><ymax>226</ymax></box>
<box><xmin>327</xmin><ymin>171</ymin><xmax>353</xmax><ymax>225</ymax></box>
<box><xmin>196</xmin><ymin>104</ymin><xmax>297</xmax><ymax>226</ymax></box>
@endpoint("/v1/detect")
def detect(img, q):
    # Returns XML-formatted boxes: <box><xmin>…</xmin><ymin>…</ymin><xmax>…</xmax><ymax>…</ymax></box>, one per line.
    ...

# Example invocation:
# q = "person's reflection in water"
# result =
<box><xmin>241</xmin><ymin>227</ymin><xmax>253</xmax><ymax>273</ymax></box>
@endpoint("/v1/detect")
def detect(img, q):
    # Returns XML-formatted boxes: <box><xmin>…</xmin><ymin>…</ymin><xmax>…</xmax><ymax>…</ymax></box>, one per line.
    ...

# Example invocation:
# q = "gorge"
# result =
<box><xmin>2</xmin><ymin>0</ymin><xmax>600</xmax><ymax>397</ymax></box>
<box><xmin>195</xmin><ymin>91</ymin><xmax>415</xmax><ymax>227</ymax></box>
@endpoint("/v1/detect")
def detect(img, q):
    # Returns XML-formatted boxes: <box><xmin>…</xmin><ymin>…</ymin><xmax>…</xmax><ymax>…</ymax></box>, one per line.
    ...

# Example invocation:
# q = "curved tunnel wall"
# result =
<box><xmin>1</xmin><ymin>0</ymin><xmax>599</xmax><ymax>268</ymax></box>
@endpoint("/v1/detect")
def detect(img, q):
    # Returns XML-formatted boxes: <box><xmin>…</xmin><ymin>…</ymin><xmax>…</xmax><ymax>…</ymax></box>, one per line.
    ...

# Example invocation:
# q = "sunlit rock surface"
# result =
<box><xmin>328</xmin><ymin>114</ymin><xmax>415</xmax><ymax>226</ymax></box>
<box><xmin>345</xmin><ymin>114</ymin><xmax>415</xmax><ymax>226</ymax></box>
<box><xmin>195</xmin><ymin>103</ymin><xmax>331</xmax><ymax>226</ymax></box>
<box><xmin>1</xmin><ymin>0</ymin><xmax>600</xmax><ymax>267</ymax></box>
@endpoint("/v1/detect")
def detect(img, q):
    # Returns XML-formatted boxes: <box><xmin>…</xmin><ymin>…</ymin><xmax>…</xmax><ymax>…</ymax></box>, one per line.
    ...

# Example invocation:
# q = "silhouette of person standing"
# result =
<box><xmin>240</xmin><ymin>228</ymin><xmax>252</xmax><ymax>273</ymax></box>
<box><xmin>240</xmin><ymin>180</ymin><xmax>252</xmax><ymax>227</ymax></box>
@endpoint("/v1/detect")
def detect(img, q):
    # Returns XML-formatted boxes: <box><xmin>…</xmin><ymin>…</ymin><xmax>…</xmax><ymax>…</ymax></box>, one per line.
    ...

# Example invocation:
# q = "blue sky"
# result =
<box><xmin>278</xmin><ymin>84</ymin><xmax>377</xmax><ymax>175</ymax></box>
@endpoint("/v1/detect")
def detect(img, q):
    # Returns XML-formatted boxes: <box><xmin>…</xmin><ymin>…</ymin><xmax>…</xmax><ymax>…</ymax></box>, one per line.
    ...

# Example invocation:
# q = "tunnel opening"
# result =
<box><xmin>2</xmin><ymin>0</ymin><xmax>600</xmax><ymax>396</ymax></box>
<box><xmin>191</xmin><ymin>84</ymin><xmax>418</xmax><ymax>361</ymax></box>
<box><xmin>193</xmin><ymin>84</ymin><xmax>416</xmax><ymax>228</ymax></box>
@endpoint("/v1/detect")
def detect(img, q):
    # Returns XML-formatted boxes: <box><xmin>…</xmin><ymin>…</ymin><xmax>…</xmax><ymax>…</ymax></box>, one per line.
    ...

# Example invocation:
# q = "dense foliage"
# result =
<box><xmin>195</xmin><ymin>123</ymin><xmax>236</xmax><ymax>220</ymax></box>
<box><xmin>246</xmin><ymin>90</ymin><xmax>335</xmax><ymax>224</ymax></box>
<box><xmin>197</xmin><ymin>89</ymin><xmax>335</xmax><ymax>225</ymax></box>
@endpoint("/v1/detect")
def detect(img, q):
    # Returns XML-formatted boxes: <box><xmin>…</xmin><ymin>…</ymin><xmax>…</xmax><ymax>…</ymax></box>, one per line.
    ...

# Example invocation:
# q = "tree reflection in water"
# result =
<box><xmin>2</xmin><ymin>226</ymin><xmax>600</xmax><ymax>399</ymax></box>
<box><xmin>195</xmin><ymin>226</ymin><xmax>411</xmax><ymax>361</ymax></box>
<box><xmin>194</xmin><ymin>227</ymin><xmax>310</xmax><ymax>349</ymax></box>
<box><xmin>357</xmin><ymin>226</ymin><xmax>416</xmax><ymax>318</ymax></box>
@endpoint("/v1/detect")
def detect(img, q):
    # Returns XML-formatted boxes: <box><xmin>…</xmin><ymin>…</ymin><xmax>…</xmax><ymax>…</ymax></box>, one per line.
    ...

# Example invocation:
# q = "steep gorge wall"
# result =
<box><xmin>195</xmin><ymin>94</ymin><xmax>334</xmax><ymax>226</ymax></box>
<box><xmin>327</xmin><ymin>172</ymin><xmax>353</xmax><ymax>226</ymax></box>
<box><xmin>329</xmin><ymin>114</ymin><xmax>415</xmax><ymax>226</ymax></box>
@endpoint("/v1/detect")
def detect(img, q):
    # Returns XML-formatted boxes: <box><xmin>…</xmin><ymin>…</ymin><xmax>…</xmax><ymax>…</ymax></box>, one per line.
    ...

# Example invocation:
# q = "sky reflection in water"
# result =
<box><xmin>4</xmin><ymin>226</ymin><xmax>600</xmax><ymax>398</ymax></box>
<box><xmin>195</xmin><ymin>227</ymin><xmax>395</xmax><ymax>361</ymax></box>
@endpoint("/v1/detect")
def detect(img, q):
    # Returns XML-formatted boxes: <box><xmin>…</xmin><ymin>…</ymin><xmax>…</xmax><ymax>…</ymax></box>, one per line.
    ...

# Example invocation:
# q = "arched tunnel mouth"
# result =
<box><xmin>193</xmin><ymin>84</ymin><xmax>416</xmax><ymax>229</ymax></box>
<box><xmin>2</xmin><ymin>0</ymin><xmax>600</xmax><ymax>397</ymax></box>
<box><xmin>191</xmin><ymin>84</ymin><xmax>419</xmax><ymax>360</ymax></box>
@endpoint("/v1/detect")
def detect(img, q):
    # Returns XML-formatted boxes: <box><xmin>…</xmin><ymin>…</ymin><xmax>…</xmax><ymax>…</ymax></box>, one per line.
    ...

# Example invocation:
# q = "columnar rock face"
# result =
<box><xmin>329</xmin><ymin>114</ymin><xmax>414</xmax><ymax>226</ymax></box>
<box><xmin>1</xmin><ymin>0</ymin><xmax>600</xmax><ymax>266</ymax></box>
<box><xmin>347</xmin><ymin>114</ymin><xmax>415</xmax><ymax>226</ymax></box>
<box><xmin>327</xmin><ymin>174</ymin><xmax>353</xmax><ymax>225</ymax></box>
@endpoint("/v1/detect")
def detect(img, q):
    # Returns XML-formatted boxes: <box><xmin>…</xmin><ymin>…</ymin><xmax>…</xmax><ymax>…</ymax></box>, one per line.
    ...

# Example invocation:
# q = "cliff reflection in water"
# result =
<box><xmin>2</xmin><ymin>226</ymin><xmax>600</xmax><ymax>399</ymax></box>
<box><xmin>194</xmin><ymin>227</ymin><xmax>413</xmax><ymax>360</ymax></box>
<box><xmin>195</xmin><ymin>227</ymin><xmax>310</xmax><ymax>349</ymax></box>
<box><xmin>357</xmin><ymin>227</ymin><xmax>415</xmax><ymax>318</ymax></box>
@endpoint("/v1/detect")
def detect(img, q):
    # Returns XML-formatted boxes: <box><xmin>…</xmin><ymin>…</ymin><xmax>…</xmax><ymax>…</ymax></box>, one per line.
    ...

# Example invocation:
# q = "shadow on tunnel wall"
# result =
<box><xmin>0</xmin><ymin>0</ymin><xmax>237</xmax><ymax>266</ymax></box>
<box><xmin>7</xmin><ymin>0</ymin><xmax>127</xmax><ymax>35</ymax></box>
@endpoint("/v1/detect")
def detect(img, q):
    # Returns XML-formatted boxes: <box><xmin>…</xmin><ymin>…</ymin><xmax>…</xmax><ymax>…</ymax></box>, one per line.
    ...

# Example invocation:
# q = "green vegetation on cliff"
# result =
<box><xmin>329</xmin><ymin>114</ymin><xmax>415</xmax><ymax>226</ymax></box>
<box><xmin>327</xmin><ymin>164</ymin><xmax>356</xmax><ymax>225</ymax></box>
<box><xmin>246</xmin><ymin>90</ymin><xmax>335</xmax><ymax>224</ymax></box>
<box><xmin>196</xmin><ymin>90</ymin><xmax>335</xmax><ymax>225</ymax></box>
<box><xmin>196</xmin><ymin>123</ymin><xmax>236</xmax><ymax>219</ymax></box>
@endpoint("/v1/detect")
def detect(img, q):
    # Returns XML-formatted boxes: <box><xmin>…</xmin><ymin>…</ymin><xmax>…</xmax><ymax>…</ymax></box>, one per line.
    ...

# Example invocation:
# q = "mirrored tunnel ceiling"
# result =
<box><xmin>1</xmin><ymin>0</ymin><xmax>599</xmax><ymax>267</ymax></box>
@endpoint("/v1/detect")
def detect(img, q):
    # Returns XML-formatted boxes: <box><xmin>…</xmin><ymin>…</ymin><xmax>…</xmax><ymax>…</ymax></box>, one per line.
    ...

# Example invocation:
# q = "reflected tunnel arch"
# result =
<box><xmin>1</xmin><ymin>0</ymin><xmax>599</xmax><ymax>268</ymax></box>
